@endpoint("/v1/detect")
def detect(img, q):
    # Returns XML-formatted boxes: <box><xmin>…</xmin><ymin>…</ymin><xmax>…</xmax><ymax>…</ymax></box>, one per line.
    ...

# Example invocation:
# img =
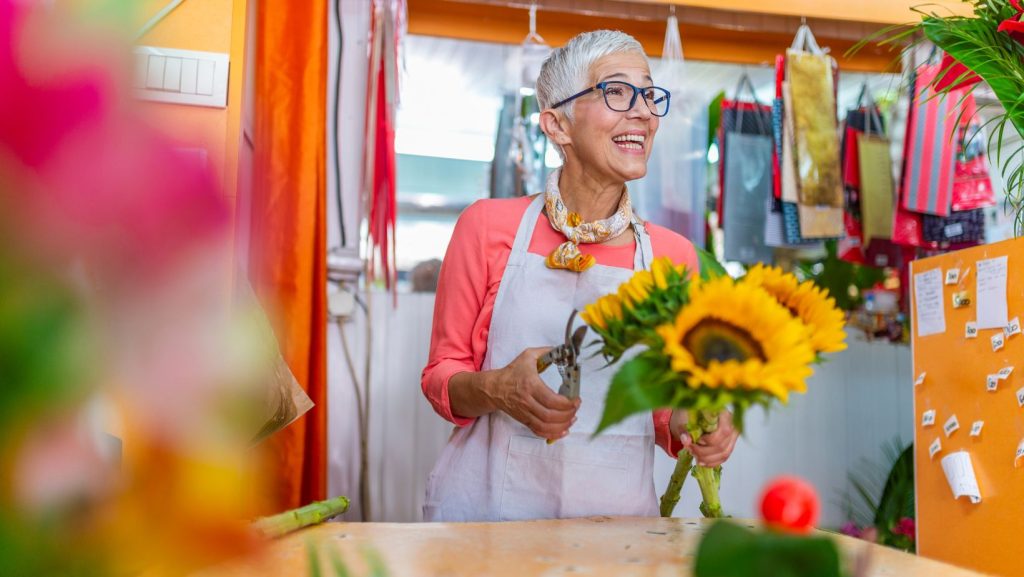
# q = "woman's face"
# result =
<box><xmin>563</xmin><ymin>52</ymin><xmax>659</xmax><ymax>184</ymax></box>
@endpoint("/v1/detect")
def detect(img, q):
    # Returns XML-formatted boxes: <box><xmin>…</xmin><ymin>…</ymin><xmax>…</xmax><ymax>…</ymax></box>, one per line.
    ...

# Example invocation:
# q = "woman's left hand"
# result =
<box><xmin>671</xmin><ymin>410</ymin><xmax>739</xmax><ymax>468</ymax></box>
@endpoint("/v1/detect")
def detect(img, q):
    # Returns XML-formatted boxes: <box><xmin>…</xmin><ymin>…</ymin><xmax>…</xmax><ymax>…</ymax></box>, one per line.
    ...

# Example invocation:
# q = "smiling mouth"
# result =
<box><xmin>612</xmin><ymin>133</ymin><xmax>645</xmax><ymax>152</ymax></box>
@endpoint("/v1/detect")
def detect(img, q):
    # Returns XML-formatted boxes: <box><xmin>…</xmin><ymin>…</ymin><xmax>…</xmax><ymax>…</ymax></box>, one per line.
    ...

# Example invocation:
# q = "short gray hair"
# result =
<box><xmin>536</xmin><ymin>30</ymin><xmax>648</xmax><ymax>120</ymax></box>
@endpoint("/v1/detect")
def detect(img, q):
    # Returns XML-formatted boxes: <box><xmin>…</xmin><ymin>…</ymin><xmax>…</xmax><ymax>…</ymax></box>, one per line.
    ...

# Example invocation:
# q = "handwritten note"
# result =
<box><xmin>915</xmin><ymin>372</ymin><xmax>926</xmax><ymax>387</ymax></box>
<box><xmin>922</xmin><ymin>409</ymin><xmax>936</xmax><ymax>427</ymax></box>
<box><xmin>977</xmin><ymin>256</ymin><xmax>1009</xmax><ymax>329</ymax></box>
<box><xmin>930</xmin><ymin>438</ymin><xmax>942</xmax><ymax>459</ymax></box>
<box><xmin>970</xmin><ymin>421</ymin><xmax>984</xmax><ymax>437</ymax></box>
<box><xmin>999</xmin><ymin>366</ymin><xmax>1015</xmax><ymax>380</ymax></box>
<box><xmin>915</xmin><ymin>268</ymin><xmax>946</xmax><ymax>337</ymax></box>
<box><xmin>966</xmin><ymin>322</ymin><xmax>978</xmax><ymax>339</ymax></box>
<box><xmin>944</xmin><ymin>414</ymin><xmax>960</xmax><ymax>437</ymax></box>
<box><xmin>946</xmin><ymin>268</ymin><xmax>960</xmax><ymax>285</ymax></box>
<box><xmin>993</xmin><ymin>332</ymin><xmax>1005</xmax><ymax>352</ymax></box>
<box><xmin>1017</xmin><ymin>387</ymin><xmax>1024</xmax><ymax>407</ymax></box>
<box><xmin>1008</xmin><ymin>317</ymin><xmax>1022</xmax><ymax>337</ymax></box>
<box><xmin>1016</xmin><ymin>440</ymin><xmax>1024</xmax><ymax>466</ymax></box>
<box><xmin>988</xmin><ymin>375</ymin><xmax>1000</xmax><ymax>392</ymax></box>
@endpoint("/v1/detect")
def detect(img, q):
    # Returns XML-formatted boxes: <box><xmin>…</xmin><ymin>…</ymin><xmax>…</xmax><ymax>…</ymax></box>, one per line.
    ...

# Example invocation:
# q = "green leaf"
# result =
<box><xmin>695</xmin><ymin>247</ymin><xmax>726</xmax><ymax>281</ymax></box>
<box><xmin>694</xmin><ymin>521</ymin><xmax>842</xmax><ymax>577</ymax></box>
<box><xmin>708</xmin><ymin>91</ymin><xmax>726</xmax><ymax>149</ymax></box>
<box><xmin>594</xmin><ymin>353</ymin><xmax>677</xmax><ymax>435</ymax></box>
<box><xmin>327</xmin><ymin>547</ymin><xmax>351</xmax><ymax>577</ymax></box>
<box><xmin>307</xmin><ymin>541</ymin><xmax>323</xmax><ymax>577</ymax></box>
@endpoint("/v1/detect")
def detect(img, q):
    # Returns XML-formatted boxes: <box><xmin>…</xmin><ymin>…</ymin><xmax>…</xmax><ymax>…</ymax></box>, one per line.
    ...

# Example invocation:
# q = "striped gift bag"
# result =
<box><xmin>900</xmin><ymin>64</ymin><xmax>961</xmax><ymax>217</ymax></box>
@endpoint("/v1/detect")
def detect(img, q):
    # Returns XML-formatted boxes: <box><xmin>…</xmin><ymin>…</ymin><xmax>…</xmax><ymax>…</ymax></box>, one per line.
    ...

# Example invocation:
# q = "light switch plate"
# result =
<box><xmin>133</xmin><ymin>46</ymin><xmax>229</xmax><ymax>108</ymax></box>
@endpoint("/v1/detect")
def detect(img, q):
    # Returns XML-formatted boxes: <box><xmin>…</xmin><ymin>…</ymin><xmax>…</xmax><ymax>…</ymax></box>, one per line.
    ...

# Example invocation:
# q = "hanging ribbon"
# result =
<box><xmin>363</xmin><ymin>0</ymin><xmax>406</xmax><ymax>297</ymax></box>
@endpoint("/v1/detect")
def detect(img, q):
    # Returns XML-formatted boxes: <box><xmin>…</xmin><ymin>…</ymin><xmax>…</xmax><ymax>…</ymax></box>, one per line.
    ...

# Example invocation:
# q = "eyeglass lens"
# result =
<box><xmin>601</xmin><ymin>82</ymin><xmax>669</xmax><ymax>116</ymax></box>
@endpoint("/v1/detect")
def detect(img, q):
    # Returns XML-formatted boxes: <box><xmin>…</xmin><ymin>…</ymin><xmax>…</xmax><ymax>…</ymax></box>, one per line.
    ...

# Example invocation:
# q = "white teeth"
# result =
<box><xmin>612</xmin><ymin>134</ymin><xmax>645</xmax><ymax>144</ymax></box>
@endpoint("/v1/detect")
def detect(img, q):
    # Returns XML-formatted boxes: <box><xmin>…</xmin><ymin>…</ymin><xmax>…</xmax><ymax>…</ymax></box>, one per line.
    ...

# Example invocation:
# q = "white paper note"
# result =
<box><xmin>915</xmin><ymin>372</ymin><xmax>927</xmax><ymax>387</ymax></box>
<box><xmin>966</xmin><ymin>322</ymin><xmax>978</xmax><ymax>339</ymax></box>
<box><xmin>915</xmin><ymin>268</ymin><xmax>946</xmax><ymax>337</ymax></box>
<box><xmin>988</xmin><ymin>375</ymin><xmax>1000</xmax><ymax>392</ymax></box>
<box><xmin>993</xmin><ymin>332</ymin><xmax>1005</xmax><ymax>352</ymax></box>
<box><xmin>930</xmin><ymin>438</ymin><xmax>942</xmax><ymax>459</ymax></box>
<box><xmin>1017</xmin><ymin>440</ymin><xmax>1024</xmax><ymax>466</ymax></box>
<box><xmin>977</xmin><ymin>256</ymin><xmax>1009</xmax><ymax>329</ymax></box>
<box><xmin>946</xmin><ymin>268</ymin><xmax>960</xmax><ymax>285</ymax></box>
<box><xmin>1017</xmin><ymin>387</ymin><xmax>1024</xmax><ymax>407</ymax></box>
<box><xmin>999</xmin><ymin>366</ymin><xmax>1015</xmax><ymax>380</ymax></box>
<box><xmin>1007</xmin><ymin>317</ymin><xmax>1022</xmax><ymax>337</ymax></box>
<box><xmin>970</xmin><ymin>421</ymin><xmax>984</xmax><ymax>437</ymax></box>
<box><xmin>941</xmin><ymin>451</ymin><xmax>981</xmax><ymax>503</ymax></box>
<box><xmin>922</xmin><ymin>409</ymin><xmax>936</xmax><ymax>427</ymax></box>
<box><xmin>944</xmin><ymin>414</ymin><xmax>960</xmax><ymax>437</ymax></box>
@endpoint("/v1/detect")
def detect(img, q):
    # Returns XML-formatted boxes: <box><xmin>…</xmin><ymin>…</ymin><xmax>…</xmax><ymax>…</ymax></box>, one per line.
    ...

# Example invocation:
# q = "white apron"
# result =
<box><xmin>423</xmin><ymin>194</ymin><xmax>658</xmax><ymax>522</ymax></box>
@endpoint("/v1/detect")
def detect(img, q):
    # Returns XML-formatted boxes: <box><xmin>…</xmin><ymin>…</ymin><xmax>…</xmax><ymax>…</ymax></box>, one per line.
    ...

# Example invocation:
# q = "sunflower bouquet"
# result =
<box><xmin>582</xmin><ymin>256</ymin><xmax>846</xmax><ymax>518</ymax></box>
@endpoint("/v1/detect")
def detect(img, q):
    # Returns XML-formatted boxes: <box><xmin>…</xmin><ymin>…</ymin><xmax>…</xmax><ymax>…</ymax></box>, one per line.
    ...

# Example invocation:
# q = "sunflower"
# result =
<box><xmin>581</xmin><ymin>293</ymin><xmax>624</xmax><ymax>331</ymax></box>
<box><xmin>743</xmin><ymin>264</ymin><xmax>847</xmax><ymax>354</ymax></box>
<box><xmin>617</xmin><ymin>270</ymin><xmax>655</xmax><ymax>309</ymax></box>
<box><xmin>656</xmin><ymin>276</ymin><xmax>815</xmax><ymax>402</ymax></box>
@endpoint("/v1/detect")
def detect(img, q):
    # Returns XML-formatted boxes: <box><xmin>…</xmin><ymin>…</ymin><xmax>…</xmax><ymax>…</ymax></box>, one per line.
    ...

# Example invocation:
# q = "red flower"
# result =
<box><xmin>935</xmin><ymin>53</ymin><xmax>981</xmax><ymax>92</ymax></box>
<box><xmin>759</xmin><ymin>476</ymin><xmax>820</xmax><ymax>535</ymax></box>
<box><xmin>998</xmin><ymin>0</ymin><xmax>1024</xmax><ymax>44</ymax></box>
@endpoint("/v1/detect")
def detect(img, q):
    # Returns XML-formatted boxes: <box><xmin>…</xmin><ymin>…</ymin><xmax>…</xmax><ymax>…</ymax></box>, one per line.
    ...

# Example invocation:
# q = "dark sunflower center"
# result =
<box><xmin>682</xmin><ymin>318</ymin><xmax>766</xmax><ymax>367</ymax></box>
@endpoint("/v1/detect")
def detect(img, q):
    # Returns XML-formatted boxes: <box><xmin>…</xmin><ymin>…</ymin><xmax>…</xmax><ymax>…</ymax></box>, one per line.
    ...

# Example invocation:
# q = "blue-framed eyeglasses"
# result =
<box><xmin>552</xmin><ymin>81</ymin><xmax>671</xmax><ymax>117</ymax></box>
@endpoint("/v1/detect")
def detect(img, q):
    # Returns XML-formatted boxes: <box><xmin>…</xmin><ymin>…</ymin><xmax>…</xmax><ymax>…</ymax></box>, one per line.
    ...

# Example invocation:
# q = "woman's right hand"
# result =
<box><xmin>488</xmin><ymin>347</ymin><xmax>580</xmax><ymax>440</ymax></box>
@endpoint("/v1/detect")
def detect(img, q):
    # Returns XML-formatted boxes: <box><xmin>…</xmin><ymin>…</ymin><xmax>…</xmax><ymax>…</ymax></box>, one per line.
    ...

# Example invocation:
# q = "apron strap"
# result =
<box><xmin>508</xmin><ymin>194</ymin><xmax>546</xmax><ymax>267</ymax></box>
<box><xmin>631</xmin><ymin>217</ymin><xmax>654</xmax><ymax>271</ymax></box>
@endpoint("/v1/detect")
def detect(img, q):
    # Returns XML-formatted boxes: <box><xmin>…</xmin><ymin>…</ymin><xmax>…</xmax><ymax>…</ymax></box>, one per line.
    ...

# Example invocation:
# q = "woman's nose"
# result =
<box><xmin>626</xmin><ymin>95</ymin><xmax>653</xmax><ymax>120</ymax></box>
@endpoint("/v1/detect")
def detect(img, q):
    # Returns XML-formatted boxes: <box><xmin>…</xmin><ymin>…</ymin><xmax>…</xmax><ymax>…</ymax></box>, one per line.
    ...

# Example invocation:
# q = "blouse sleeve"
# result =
<box><xmin>420</xmin><ymin>201</ymin><xmax>491</xmax><ymax>427</ymax></box>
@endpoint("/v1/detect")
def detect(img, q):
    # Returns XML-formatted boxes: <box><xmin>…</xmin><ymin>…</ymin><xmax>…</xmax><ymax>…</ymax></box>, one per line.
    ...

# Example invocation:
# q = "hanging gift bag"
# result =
<box><xmin>951</xmin><ymin>94</ymin><xmax>996</xmax><ymax>212</ymax></box>
<box><xmin>786</xmin><ymin>24</ymin><xmax>844</xmax><ymax>239</ymax></box>
<box><xmin>857</xmin><ymin>98</ymin><xmax>895</xmax><ymax>246</ymax></box>
<box><xmin>839</xmin><ymin>85</ymin><xmax>887</xmax><ymax>263</ymax></box>
<box><xmin>721</xmin><ymin>75</ymin><xmax>774</xmax><ymax>264</ymax></box>
<box><xmin>718</xmin><ymin>79</ymin><xmax>773</xmax><ymax>227</ymax></box>
<box><xmin>900</xmin><ymin>60</ymin><xmax>961</xmax><ymax>217</ymax></box>
<box><xmin>766</xmin><ymin>57</ymin><xmax>818</xmax><ymax>249</ymax></box>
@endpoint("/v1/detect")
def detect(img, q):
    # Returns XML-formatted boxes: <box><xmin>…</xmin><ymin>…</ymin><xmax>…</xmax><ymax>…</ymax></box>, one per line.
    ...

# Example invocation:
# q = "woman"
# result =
<box><xmin>421</xmin><ymin>30</ymin><xmax>738</xmax><ymax>522</ymax></box>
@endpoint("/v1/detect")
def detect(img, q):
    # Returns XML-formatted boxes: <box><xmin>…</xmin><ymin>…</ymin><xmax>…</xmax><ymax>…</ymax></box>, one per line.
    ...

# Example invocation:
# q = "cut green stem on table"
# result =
<box><xmin>253</xmin><ymin>496</ymin><xmax>351</xmax><ymax>538</ymax></box>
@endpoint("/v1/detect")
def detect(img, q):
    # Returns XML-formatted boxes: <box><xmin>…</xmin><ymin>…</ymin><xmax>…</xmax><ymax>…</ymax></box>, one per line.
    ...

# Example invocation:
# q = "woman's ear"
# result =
<box><xmin>540</xmin><ymin>109</ymin><xmax>572</xmax><ymax>148</ymax></box>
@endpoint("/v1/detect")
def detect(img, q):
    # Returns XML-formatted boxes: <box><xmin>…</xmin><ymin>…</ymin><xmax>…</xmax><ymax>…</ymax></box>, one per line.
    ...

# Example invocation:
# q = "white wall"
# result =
<box><xmin>328</xmin><ymin>291</ymin><xmax>914</xmax><ymax>526</ymax></box>
<box><xmin>656</xmin><ymin>334</ymin><xmax>914</xmax><ymax>527</ymax></box>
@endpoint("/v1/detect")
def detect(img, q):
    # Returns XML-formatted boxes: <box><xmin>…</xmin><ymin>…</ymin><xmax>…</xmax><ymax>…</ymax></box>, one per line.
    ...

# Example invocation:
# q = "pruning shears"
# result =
<box><xmin>536</xmin><ymin>310</ymin><xmax>587</xmax><ymax>400</ymax></box>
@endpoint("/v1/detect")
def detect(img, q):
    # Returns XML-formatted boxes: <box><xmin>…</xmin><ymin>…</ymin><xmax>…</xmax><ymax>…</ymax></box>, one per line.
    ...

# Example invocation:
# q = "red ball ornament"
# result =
<box><xmin>759</xmin><ymin>476</ymin><xmax>820</xmax><ymax>534</ymax></box>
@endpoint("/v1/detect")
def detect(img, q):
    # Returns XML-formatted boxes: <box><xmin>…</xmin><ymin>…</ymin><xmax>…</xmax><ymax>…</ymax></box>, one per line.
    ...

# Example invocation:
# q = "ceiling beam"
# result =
<box><xmin>408</xmin><ymin>0</ymin><xmax>904</xmax><ymax>73</ymax></box>
<box><xmin>627</xmin><ymin>0</ymin><xmax>971</xmax><ymax>26</ymax></box>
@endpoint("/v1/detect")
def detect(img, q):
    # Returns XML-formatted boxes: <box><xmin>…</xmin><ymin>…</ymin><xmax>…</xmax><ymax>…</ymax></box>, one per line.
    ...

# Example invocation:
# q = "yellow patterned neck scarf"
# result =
<box><xmin>543</xmin><ymin>169</ymin><xmax>634</xmax><ymax>273</ymax></box>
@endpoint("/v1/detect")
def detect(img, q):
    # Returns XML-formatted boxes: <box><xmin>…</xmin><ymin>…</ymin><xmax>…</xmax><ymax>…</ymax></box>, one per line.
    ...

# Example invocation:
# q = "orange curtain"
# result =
<box><xmin>250</xmin><ymin>0</ymin><xmax>327</xmax><ymax>511</ymax></box>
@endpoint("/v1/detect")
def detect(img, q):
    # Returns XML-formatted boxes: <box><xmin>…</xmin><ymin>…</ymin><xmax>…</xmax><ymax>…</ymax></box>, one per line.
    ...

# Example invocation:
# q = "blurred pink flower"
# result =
<box><xmin>892</xmin><ymin>517</ymin><xmax>916</xmax><ymax>540</ymax></box>
<box><xmin>0</xmin><ymin>0</ymin><xmax>228</xmax><ymax>286</ymax></box>
<box><xmin>840</xmin><ymin>522</ymin><xmax>863</xmax><ymax>538</ymax></box>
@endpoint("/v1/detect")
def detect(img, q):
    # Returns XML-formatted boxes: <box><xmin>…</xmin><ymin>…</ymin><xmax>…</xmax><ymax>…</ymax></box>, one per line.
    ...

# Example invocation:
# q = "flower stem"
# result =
<box><xmin>658</xmin><ymin>409</ymin><xmax>725</xmax><ymax>518</ymax></box>
<box><xmin>693</xmin><ymin>463</ymin><xmax>724</xmax><ymax>518</ymax></box>
<box><xmin>691</xmin><ymin>410</ymin><xmax>724</xmax><ymax>518</ymax></box>
<box><xmin>659</xmin><ymin>450</ymin><xmax>694</xmax><ymax>517</ymax></box>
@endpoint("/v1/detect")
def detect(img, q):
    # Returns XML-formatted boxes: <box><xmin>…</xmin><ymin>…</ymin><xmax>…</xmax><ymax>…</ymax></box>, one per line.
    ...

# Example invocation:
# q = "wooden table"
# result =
<box><xmin>206</xmin><ymin>517</ymin><xmax>989</xmax><ymax>577</ymax></box>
